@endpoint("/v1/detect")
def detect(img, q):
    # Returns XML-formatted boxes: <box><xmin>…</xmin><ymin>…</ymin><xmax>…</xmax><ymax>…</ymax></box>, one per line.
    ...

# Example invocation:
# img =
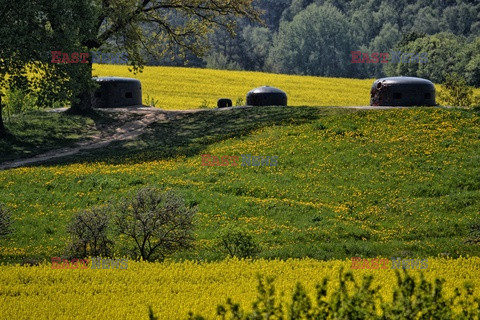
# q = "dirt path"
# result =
<box><xmin>0</xmin><ymin>107</ymin><xmax>170</xmax><ymax>170</ymax></box>
<box><xmin>0</xmin><ymin>105</ymin><xmax>405</xmax><ymax>170</ymax></box>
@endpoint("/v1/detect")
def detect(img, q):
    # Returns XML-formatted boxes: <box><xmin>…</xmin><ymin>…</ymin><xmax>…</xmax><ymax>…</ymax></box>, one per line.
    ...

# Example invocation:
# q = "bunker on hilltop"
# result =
<box><xmin>246</xmin><ymin>86</ymin><xmax>287</xmax><ymax>107</ymax></box>
<box><xmin>92</xmin><ymin>77</ymin><xmax>142</xmax><ymax>108</ymax></box>
<box><xmin>370</xmin><ymin>77</ymin><xmax>436</xmax><ymax>107</ymax></box>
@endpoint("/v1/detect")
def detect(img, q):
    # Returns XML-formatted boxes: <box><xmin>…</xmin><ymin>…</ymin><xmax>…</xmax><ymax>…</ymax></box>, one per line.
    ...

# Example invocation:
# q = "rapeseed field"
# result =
<box><xmin>0</xmin><ymin>258</ymin><xmax>479</xmax><ymax>319</ymax></box>
<box><xmin>93</xmin><ymin>65</ymin><xmax>374</xmax><ymax>108</ymax></box>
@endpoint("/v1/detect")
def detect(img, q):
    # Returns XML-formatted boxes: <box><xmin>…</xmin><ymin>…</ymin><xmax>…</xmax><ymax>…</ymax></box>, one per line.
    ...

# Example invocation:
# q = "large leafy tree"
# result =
<box><xmin>0</xmin><ymin>0</ymin><xmax>261</xmax><ymax>119</ymax></box>
<box><xmin>0</xmin><ymin>0</ymin><xmax>99</xmax><ymax>134</ymax></box>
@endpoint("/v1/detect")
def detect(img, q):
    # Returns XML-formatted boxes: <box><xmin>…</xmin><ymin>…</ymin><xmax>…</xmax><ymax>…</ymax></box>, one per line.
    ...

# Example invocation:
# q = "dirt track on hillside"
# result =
<box><xmin>0</xmin><ymin>105</ymin><xmax>406</xmax><ymax>170</ymax></box>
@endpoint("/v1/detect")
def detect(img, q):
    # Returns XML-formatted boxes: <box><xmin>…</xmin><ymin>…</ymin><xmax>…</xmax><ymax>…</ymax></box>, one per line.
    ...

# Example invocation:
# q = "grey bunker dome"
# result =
<box><xmin>92</xmin><ymin>77</ymin><xmax>142</xmax><ymax>108</ymax></box>
<box><xmin>370</xmin><ymin>77</ymin><xmax>436</xmax><ymax>107</ymax></box>
<box><xmin>246</xmin><ymin>86</ymin><xmax>287</xmax><ymax>106</ymax></box>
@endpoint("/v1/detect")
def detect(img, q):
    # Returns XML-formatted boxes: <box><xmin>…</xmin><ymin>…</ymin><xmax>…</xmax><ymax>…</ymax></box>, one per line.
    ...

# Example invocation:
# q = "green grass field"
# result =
<box><xmin>1</xmin><ymin>104</ymin><xmax>479</xmax><ymax>263</ymax></box>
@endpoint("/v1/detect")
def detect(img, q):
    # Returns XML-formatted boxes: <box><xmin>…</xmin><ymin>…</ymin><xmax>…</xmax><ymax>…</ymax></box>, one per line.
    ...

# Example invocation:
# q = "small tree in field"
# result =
<box><xmin>438</xmin><ymin>73</ymin><xmax>477</xmax><ymax>107</ymax></box>
<box><xmin>114</xmin><ymin>188</ymin><xmax>197</xmax><ymax>262</ymax></box>
<box><xmin>66</xmin><ymin>206</ymin><xmax>114</xmax><ymax>258</ymax></box>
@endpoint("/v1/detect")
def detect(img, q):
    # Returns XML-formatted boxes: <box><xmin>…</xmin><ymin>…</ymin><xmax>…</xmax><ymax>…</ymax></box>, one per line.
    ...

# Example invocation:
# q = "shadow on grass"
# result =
<box><xmin>0</xmin><ymin>109</ymin><xmax>132</xmax><ymax>164</ymax></box>
<box><xmin>41</xmin><ymin>106</ymin><xmax>351</xmax><ymax>166</ymax></box>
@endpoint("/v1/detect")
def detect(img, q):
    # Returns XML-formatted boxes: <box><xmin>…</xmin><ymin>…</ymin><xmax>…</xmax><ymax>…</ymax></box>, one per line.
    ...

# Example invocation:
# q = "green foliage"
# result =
<box><xmin>187</xmin><ymin>269</ymin><xmax>480</xmax><ymax>319</ymax></box>
<box><xmin>268</xmin><ymin>3</ymin><xmax>352</xmax><ymax>77</ymax></box>
<box><xmin>438</xmin><ymin>73</ymin><xmax>477</xmax><ymax>107</ymax></box>
<box><xmin>113</xmin><ymin>188</ymin><xmax>197</xmax><ymax>262</ymax></box>
<box><xmin>164</xmin><ymin>0</ymin><xmax>480</xmax><ymax>80</ymax></box>
<box><xmin>0</xmin><ymin>0</ymin><xmax>99</xmax><ymax>111</ymax></box>
<box><xmin>199</xmin><ymin>100</ymin><xmax>211</xmax><ymax>109</ymax></box>
<box><xmin>384</xmin><ymin>32</ymin><xmax>462</xmax><ymax>83</ymax></box>
<box><xmin>217</xmin><ymin>227</ymin><xmax>261</xmax><ymax>259</ymax></box>
<box><xmin>205</xmin><ymin>52</ymin><xmax>243</xmax><ymax>71</ymax></box>
<box><xmin>66</xmin><ymin>205</ymin><xmax>114</xmax><ymax>258</ymax></box>
<box><xmin>0</xmin><ymin>203</ymin><xmax>13</xmax><ymax>239</ymax></box>
<box><xmin>2</xmin><ymin>87</ymin><xmax>37</xmax><ymax>122</ymax></box>
<box><xmin>144</xmin><ymin>94</ymin><xmax>160</xmax><ymax>108</ymax></box>
<box><xmin>95</xmin><ymin>0</ymin><xmax>260</xmax><ymax>74</ymax></box>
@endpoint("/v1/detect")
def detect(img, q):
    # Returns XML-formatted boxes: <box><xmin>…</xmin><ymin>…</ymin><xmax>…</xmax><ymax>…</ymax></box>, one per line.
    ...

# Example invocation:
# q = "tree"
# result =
<box><xmin>0</xmin><ymin>0</ymin><xmax>261</xmax><ymax>115</ymax></box>
<box><xmin>114</xmin><ymin>188</ymin><xmax>197</xmax><ymax>262</ymax></box>
<box><xmin>69</xmin><ymin>0</ymin><xmax>261</xmax><ymax>113</ymax></box>
<box><xmin>66</xmin><ymin>206</ymin><xmax>114</xmax><ymax>258</ymax></box>
<box><xmin>437</xmin><ymin>73</ymin><xmax>476</xmax><ymax>107</ymax></box>
<box><xmin>0</xmin><ymin>0</ymin><xmax>99</xmax><ymax>119</ymax></box>
<box><xmin>268</xmin><ymin>3</ymin><xmax>352</xmax><ymax>77</ymax></box>
<box><xmin>383</xmin><ymin>32</ymin><xmax>467</xmax><ymax>84</ymax></box>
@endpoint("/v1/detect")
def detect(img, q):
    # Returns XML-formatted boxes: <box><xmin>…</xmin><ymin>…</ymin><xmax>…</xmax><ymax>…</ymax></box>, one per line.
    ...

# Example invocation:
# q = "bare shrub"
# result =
<box><xmin>114</xmin><ymin>188</ymin><xmax>197</xmax><ymax>262</ymax></box>
<box><xmin>66</xmin><ymin>206</ymin><xmax>114</xmax><ymax>258</ymax></box>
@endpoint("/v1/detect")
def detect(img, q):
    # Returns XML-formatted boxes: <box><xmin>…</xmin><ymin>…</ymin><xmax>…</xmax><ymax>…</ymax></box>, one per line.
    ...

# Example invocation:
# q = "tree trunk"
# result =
<box><xmin>0</xmin><ymin>95</ymin><xmax>6</xmax><ymax>137</ymax></box>
<box><xmin>68</xmin><ymin>59</ymin><xmax>94</xmax><ymax>115</ymax></box>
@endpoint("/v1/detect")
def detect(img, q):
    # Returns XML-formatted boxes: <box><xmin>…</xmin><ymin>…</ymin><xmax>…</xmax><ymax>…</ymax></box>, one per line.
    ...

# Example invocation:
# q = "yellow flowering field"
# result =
<box><xmin>0</xmin><ymin>257</ymin><xmax>479</xmax><ymax>319</ymax></box>
<box><xmin>92</xmin><ymin>65</ymin><xmax>374</xmax><ymax>109</ymax></box>
<box><xmin>92</xmin><ymin>65</ymin><xmax>480</xmax><ymax>110</ymax></box>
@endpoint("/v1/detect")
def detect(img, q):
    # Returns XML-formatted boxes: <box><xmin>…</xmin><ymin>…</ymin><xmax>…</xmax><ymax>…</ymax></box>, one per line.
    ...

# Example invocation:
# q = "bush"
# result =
<box><xmin>0</xmin><ymin>203</ymin><xmax>13</xmax><ymax>238</ymax></box>
<box><xmin>186</xmin><ymin>268</ymin><xmax>480</xmax><ymax>320</ymax></box>
<box><xmin>235</xmin><ymin>98</ymin><xmax>244</xmax><ymax>106</ymax></box>
<box><xmin>66</xmin><ymin>206</ymin><xmax>114</xmax><ymax>258</ymax></box>
<box><xmin>113</xmin><ymin>188</ymin><xmax>197</xmax><ymax>262</ymax></box>
<box><xmin>437</xmin><ymin>73</ymin><xmax>477</xmax><ymax>107</ymax></box>
<box><xmin>3</xmin><ymin>87</ymin><xmax>37</xmax><ymax>121</ymax></box>
<box><xmin>217</xmin><ymin>228</ymin><xmax>261</xmax><ymax>259</ymax></box>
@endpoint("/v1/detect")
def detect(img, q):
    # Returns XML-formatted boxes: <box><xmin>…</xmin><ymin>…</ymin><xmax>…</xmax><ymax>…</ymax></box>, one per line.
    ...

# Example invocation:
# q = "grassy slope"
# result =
<box><xmin>1</xmin><ymin>66</ymin><xmax>373</xmax><ymax>163</ymax></box>
<box><xmin>0</xmin><ymin>105</ymin><xmax>479</xmax><ymax>263</ymax></box>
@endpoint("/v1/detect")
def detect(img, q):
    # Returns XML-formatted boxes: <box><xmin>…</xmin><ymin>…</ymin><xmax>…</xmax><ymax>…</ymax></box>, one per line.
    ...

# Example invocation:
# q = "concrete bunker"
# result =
<box><xmin>92</xmin><ymin>77</ymin><xmax>142</xmax><ymax>108</ymax></box>
<box><xmin>370</xmin><ymin>76</ymin><xmax>436</xmax><ymax>107</ymax></box>
<box><xmin>217</xmin><ymin>98</ymin><xmax>233</xmax><ymax>108</ymax></box>
<box><xmin>246</xmin><ymin>86</ymin><xmax>287</xmax><ymax>107</ymax></box>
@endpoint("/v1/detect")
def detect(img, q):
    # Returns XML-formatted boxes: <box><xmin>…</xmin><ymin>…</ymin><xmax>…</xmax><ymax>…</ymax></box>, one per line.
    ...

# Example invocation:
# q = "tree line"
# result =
<box><xmin>147</xmin><ymin>0</ymin><xmax>479</xmax><ymax>87</ymax></box>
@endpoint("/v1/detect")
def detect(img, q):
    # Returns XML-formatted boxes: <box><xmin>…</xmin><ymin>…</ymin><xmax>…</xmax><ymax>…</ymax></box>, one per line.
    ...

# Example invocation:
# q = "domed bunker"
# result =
<box><xmin>92</xmin><ymin>77</ymin><xmax>142</xmax><ymax>108</ymax></box>
<box><xmin>370</xmin><ymin>77</ymin><xmax>436</xmax><ymax>107</ymax></box>
<box><xmin>246</xmin><ymin>86</ymin><xmax>287</xmax><ymax>107</ymax></box>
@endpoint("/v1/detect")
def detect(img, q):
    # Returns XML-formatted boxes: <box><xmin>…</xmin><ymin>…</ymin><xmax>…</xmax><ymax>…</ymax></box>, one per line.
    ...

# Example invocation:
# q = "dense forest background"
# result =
<box><xmin>100</xmin><ymin>0</ymin><xmax>480</xmax><ymax>86</ymax></box>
